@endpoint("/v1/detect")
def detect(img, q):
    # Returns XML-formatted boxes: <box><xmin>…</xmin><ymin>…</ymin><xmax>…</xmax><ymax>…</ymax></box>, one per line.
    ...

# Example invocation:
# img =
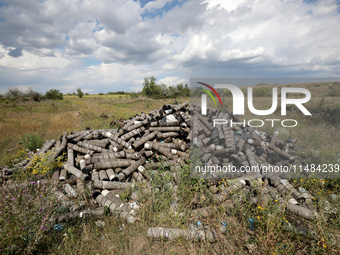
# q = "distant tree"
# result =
<box><xmin>159</xmin><ymin>84</ymin><xmax>169</xmax><ymax>98</ymax></box>
<box><xmin>142</xmin><ymin>76</ymin><xmax>161</xmax><ymax>98</ymax></box>
<box><xmin>26</xmin><ymin>87</ymin><xmax>43</xmax><ymax>102</ymax></box>
<box><xmin>184</xmin><ymin>84</ymin><xmax>190</xmax><ymax>96</ymax></box>
<box><xmin>76</xmin><ymin>88</ymin><xmax>84</xmax><ymax>98</ymax></box>
<box><xmin>45</xmin><ymin>89</ymin><xmax>63</xmax><ymax>100</ymax></box>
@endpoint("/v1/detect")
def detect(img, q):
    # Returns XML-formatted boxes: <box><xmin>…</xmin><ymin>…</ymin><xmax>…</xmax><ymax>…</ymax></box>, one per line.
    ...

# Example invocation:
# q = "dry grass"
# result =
<box><xmin>0</xmin><ymin>95</ymin><xmax>182</xmax><ymax>166</ymax></box>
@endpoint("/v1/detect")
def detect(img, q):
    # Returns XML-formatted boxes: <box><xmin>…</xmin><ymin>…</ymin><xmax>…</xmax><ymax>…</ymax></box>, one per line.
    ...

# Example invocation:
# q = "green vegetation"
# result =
<box><xmin>20</xmin><ymin>133</ymin><xmax>44</xmax><ymax>151</ymax></box>
<box><xmin>142</xmin><ymin>76</ymin><xmax>190</xmax><ymax>99</ymax></box>
<box><xmin>76</xmin><ymin>88</ymin><xmax>84</xmax><ymax>98</ymax></box>
<box><xmin>45</xmin><ymin>89</ymin><xmax>63</xmax><ymax>100</ymax></box>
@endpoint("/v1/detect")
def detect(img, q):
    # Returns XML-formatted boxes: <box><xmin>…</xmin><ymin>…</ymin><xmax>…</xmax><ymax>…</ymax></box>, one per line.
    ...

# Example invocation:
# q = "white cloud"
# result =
<box><xmin>143</xmin><ymin>0</ymin><xmax>174</xmax><ymax>11</ymax></box>
<box><xmin>0</xmin><ymin>0</ymin><xmax>340</xmax><ymax>94</ymax></box>
<box><xmin>158</xmin><ymin>76</ymin><xmax>188</xmax><ymax>86</ymax></box>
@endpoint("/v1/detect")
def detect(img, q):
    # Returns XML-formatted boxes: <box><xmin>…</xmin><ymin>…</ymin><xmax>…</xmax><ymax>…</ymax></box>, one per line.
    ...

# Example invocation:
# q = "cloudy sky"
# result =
<box><xmin>0</xmin><ymin>0</ymin><xmax>340</xmax><ymax>94</ymax></box>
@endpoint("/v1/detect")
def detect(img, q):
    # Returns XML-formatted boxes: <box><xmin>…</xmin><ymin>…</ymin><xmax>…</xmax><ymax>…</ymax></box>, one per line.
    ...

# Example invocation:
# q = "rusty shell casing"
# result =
<box><xmin>268</xmin><ymin>143</ymin><xmax>294</xmax><ymax>160</ymax></box>
<box><xmin>59</xmin><ymin>168</ymin><xmax>67</xmax><ymax>182</ymax></box>
<box><xmin>68</xmin><ymin>148</ymin><xmax>74</xmax><ymax>166</ymax></box>
<box><xmin>91</xmin><ymin>169</ymin><xmax>99</xmax><ymax>182</ymax></box>
<box><xmin>287</xmin><ymin>204</ymin><xmax>318</xmax><ymax>220</ymax></box>
<box><xmin>186</xmin><ymin>129</ymin><xmax>191</xmax><ymax>143</ymax></box>
<box><xmin>132</xmin><ymin>131</ymin><xmax>158</xmax><ymax>149</ymax></box>
<box><xmin>137</xmin><ymin>165</ymin><xmax>151</xmax><ymax>180</ymax></box>
<box><xmin>56</xmin><ymin>207</ymin><xmax>104</xmax><ymax>223</ymax></box>
<box><xmin>111</xmin><ymin>136</ymin><xmax>132</xmax><ymax>150</ymax></box>
<box><xmin>150</xmin><ymin>120</ymin><xmax>180</xmax><ymax>127</ymax></box>
<box><xmin>73</xmin><ymin>130</ymin><xmax>92</xmax><ymax>142</ymax></box>
<box><xmin>63</xmin><ymin>183</ymin><xmax>78</xmax><ymax>198</ymax></box>
<box><xmin>156</xmin><ymin>132</ymin><xmax>179</xmax><ymax>139</ymax></box>
<box><xmin>151</xmin><ymin>142</ymin><xmax>186</xmax><ymax>152</ymax></box>
<box><xmin>145</xmin><ymin>142</ymin><xmax>175</xmax><ymax>160</ymax></box>
<box><xmin>99</xmin><ymin>170</ymin><xmax>109</xmax><ymax>181</ymax></box>
<box><xmin>196</xmin><ymin>113</ymin><xmax>213</xmax><ymax>131</ymax></box>
<box><xmin>76</xmin><ymin>141</ymin><xmax>105</xmax><ymax>153</ymax></box>
<box><xmin>170</xmin><ymin>149</ymin><xmax>189</xmax><ymax>158</ymax></box>
<box><xmin>93</xmin><ymin>180</ymin><xmax>133</xmax><ymax>190</ymax></box>
<box><xmin>124</xmin><ymin>152</ymin><xmax>141</xmax><ymax>160</ymax></box>
<box><xmin>147</xmin><ymin>227</ymin><xmax>216</xmax><ymax>242</ymax></box>
<box><xmin>51</xmin><ymin>132</ymin><xmax>68</xmax><ymax>160</ymax></box>
<box><xmin>198</xmin><ymin>119</ymin><xmax>211</xmax><ymax>137</ymax></box>
<box><xmin>91</xmin><ymin>151</ymin><xmax>123</xmax><ymax>161</ymax></box>
<box><xmin>172</xmin><ymin>102</ymin><xmax>189</xmax><ymax>111</ymax></box>
<box><xmin>132</xmin><ymin>171</ymin><xmax>147</xmax><ymax>183</ymax></box>
<box><xmin>66</xmin><ymin>131</ymin><xmax>84</xmax><ymax>140</ymax></box>
<box><xmin>67</xmin><ymin>144</ymin><xmax>94</xmax><ymax>155</ymax></box>
<box><xmin>148</xmin><ymin>126</ymin><xmax>181</xmax><ymax>132</ymax></box>
<box><xmin>125</xmin><ymin>121</ymin><xmax>147</xmax><ymax>132</ymax></box>
<box><xmin>103</xmin><ymin>132</ymin><xmax>132</xmax><ymax>149</ymax></box>
<box><xmin>106</xmin><ymin>168</ymin><xmax>117</xmax><ymax>181</ymax></box>
<box><xmin>143</xmin><ymin>150</ymin><xmax>154</xmax><ymax>157</ymax></box>
<box><xmin>84</xmin><ymin>139</ymin><xmax>109</xmax><ymax>148</ymax></box>
<box><xmin>93</xmin><ymin>159</ymin><xmax>132</xmax><ymax>170</ymax></box>
<box><xmin>120</xmin><ymin>126</ymin><xmax>146</xmax><ymax>141</ymax></box>
<box><xmin>101</xmin><ymin>191</ymin><xmax>137</xmax><ymax>223</ymax></box>
<box><xmin>102</xmin><ymin>190</ymin><xmax>136</xmax><ymax>216</ymax></box>
<box><xmin>117</xmin><ymin>157</ymin><xmax>146</xmax><ymax>181</ymax></box>
<box><xmin>83</xmin><ymin>131</ymin><xmax>98</xmax><ymax>140</ymax></box>
<box><xmin>213</xmin><ymin>179</ymin><xmax>246</xmax><ymax>203</ymax></box>
<box><xmin>64</xmin><ymin>163</ymin><xmax>89</xmax><ymax>181</ymax></box>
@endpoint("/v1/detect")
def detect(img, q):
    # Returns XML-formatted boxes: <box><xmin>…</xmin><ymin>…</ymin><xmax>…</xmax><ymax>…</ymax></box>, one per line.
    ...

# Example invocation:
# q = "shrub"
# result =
<box><xmin>76</xmin><ymin>88</ymin><xmax>84</xmax><ymax>98</ymax></box>
<box><xmin>26</xmin><ymin>87</ymin><xmax>43</xmax><ymax>102</ymax></box>
<box><xmin>45</xmin><ymin>89</ymin><xmax>63</xmax><ymax>100</ymax></box>
<box><xmin>5</xmin><ymin>88</ymin><xmax>24</xmax><ymax>101</ymax></box>
<box><xmin>21</xmin><ymin>133</ymin><xmax>44</xmax><ymax>151</ymax></box>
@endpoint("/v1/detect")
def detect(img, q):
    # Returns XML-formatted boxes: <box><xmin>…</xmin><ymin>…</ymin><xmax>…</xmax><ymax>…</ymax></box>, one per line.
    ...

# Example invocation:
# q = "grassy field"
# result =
<box><xmin>0</xmin><ymin>84</ymin><xmax>339</xmax><ymax>254</ymax></box>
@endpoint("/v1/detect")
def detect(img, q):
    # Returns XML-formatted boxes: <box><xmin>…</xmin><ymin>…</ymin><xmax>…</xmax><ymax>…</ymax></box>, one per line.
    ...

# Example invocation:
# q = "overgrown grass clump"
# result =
<box><xmin>20</xmin><ymin>133</ymin><xmax>45</xmax><ymax>151</ymax></box>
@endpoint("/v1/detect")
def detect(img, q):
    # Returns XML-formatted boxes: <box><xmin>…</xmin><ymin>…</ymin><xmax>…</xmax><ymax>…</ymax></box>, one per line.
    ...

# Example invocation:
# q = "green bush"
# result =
<box><xmin>45</xmin><ymin>89</ymin><xmax>63</xmax><ymax>100</ymax></box>
<box><xmin>141</xmin><ymin>76</ymin><xmax>189</xmax><ymax>99</ymax></box>
<box><xmin>21</xmin><ymin>133</ymin><xmax>45</xmax><ymax>151</ymax></box>
<box><xmin>76</xmin><ymin>88</ymin><xmax>84</xmax><ymax>98</ymax></box>
<box><xmin>26</xmin><ymin>87</ymin><xmax>43</xmax><ymax>102</ymax></box>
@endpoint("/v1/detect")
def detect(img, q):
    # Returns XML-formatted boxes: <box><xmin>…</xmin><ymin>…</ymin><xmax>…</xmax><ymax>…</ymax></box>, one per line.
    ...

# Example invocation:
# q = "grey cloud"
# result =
<box><xmin>8</xmin><ymin>47</ymin><xmax>22</xmax><ymax>57</ymax></box>
<box><xmin>0</xmin><ymin>0</ymin><xmax>340</xmax><ymax>94</ymax></box>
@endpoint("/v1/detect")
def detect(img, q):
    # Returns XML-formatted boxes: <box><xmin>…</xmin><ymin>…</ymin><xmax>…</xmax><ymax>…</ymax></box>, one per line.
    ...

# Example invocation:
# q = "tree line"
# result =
<box><xmin>141</xmin><ymin>76</ymin><xmax>190</xmax><ymax>98</ymax></box>
<box><xmin>0</xmin><ymin>76</ymin><xmax>190</xmax><ymax>102</ymax></box>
